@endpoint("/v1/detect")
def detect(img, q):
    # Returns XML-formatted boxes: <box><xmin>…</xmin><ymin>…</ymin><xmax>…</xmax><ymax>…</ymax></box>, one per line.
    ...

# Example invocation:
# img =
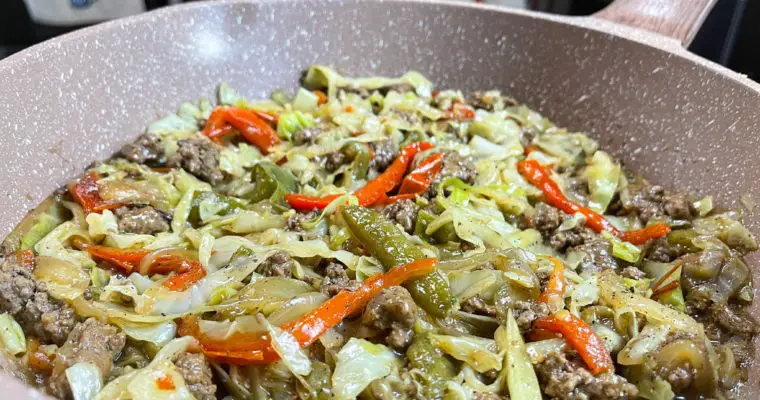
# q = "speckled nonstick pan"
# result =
<box><xmin>0</xmin><ymin>0</ymin><xmax>758</xmax><ymax>397</ymax></box>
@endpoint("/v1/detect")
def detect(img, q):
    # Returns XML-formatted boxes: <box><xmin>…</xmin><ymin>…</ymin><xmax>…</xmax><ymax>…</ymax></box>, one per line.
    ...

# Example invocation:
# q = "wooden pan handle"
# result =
<box><xmin>593</xmin><ymin>0</ymin><xmax>718</xmax><ymax>46</ymax></box>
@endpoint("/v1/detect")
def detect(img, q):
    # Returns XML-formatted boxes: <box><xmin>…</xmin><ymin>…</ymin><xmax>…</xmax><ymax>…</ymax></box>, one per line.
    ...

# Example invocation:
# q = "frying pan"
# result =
<box><xmin>0</xmin><ymin>0</ymin><xmax>758</xmax><ymax>397</ymax></box>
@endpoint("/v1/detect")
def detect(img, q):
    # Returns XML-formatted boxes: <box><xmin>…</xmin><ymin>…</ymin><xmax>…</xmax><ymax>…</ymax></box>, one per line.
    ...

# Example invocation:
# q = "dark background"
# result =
<box><xmin>1</xmin><ymin>0</ymin><xmax>758</xmax><ymax>82</ymax></box>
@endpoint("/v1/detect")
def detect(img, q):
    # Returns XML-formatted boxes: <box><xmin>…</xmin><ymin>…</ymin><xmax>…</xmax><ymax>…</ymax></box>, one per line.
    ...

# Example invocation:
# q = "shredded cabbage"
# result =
<box><xmin>429</xmin><ymin>334</ymin><xmax>501</xmax><ymax>373</ymax></box>
<box><xmin>34</xmin><ymin>256</ymin><xmax>90</xmax><ymax>300</ymax></box>
<box><xmin>277</xmin><ymin>111</ymin><xmax>316</xmax><ymax>140</ymax></box>
<box><xmin>262</xmin><ymin>317</ymin><xmax>312</xmax><ymax>376</ymax></box>
<box><xmin>35</xmin><ymin>221</ymin><xmax>94</xmax><ymax>268</ymax></box>
<box><xmin>0</xmin><ymin>314</ymin><xmax>25</xmax><ymax>355</ymax></box>
<box><xmin>96</xmin><ymin>337</ymin><xmax>194</xmax><ymax>399</ymax></box>
<box><xmin>617</xmin><ymin>323</ymin><xmax>670</xmax><ymax>365</ymax></box>
<box><xmin>86</xmin><ymin>210</ymin><xmax>118</xmax><ymax>239</ymax></box>
<box><xmin>66</xmin><ymin>362</ymin><xmax>103</xmax><ymax>400</ymax></box>
<box><xmin>599</xmin><ymin>270</ymin><xmax>701</xmax><ymax>334</ymax></box>
<box><xmin>127</xmin><ymin>360</ymin><xmax>194</xmax><ymax>400</ymax></box>
<box><xmin>171</xmin><ymin>170</ymin><xmax>212</xmax><ymax>233</ymax></box>
<box><xmin>585</xmin><ymin>151</ymin><xmax>620</xmax><ymax>213</ymax></box>
<box><xmin>332</xmin><ymin>338</ymin><xmax>399</xmax><ymax>400</ymax></box>
<box><xmin>497</xmin><ymin>310</ymin><xmax>541</xmax><ymax>400</ymax></box>
<box><xmin>114</xmin><ymin>319</ymin><xmax>177</xmax><ymax>347</ymax></box>
<box><xmin>601</xmin><ymin>231</ymin><xmax>641</xmax><ymax>262</ymax></box>
<box><xmin>292</xmin><ymin>88</ymin><xmax>319</xmax><ymax>113</ymax></box>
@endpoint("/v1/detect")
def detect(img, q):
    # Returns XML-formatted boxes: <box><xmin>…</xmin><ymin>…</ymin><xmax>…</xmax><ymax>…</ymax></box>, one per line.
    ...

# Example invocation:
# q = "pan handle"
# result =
<box><xmin>593</xmin><ymin>0</ymin><xmax>718</xmax><ymax>47</ymax></box>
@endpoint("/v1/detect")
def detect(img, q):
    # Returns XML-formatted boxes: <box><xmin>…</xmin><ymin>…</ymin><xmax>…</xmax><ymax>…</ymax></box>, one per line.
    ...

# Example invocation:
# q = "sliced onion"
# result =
<box><xmin>34</xmin><ymin>256</ymin><xmax>89</xmax><ymax>300</ymax></box>
<box><xmin>655</xmin><ymin>339</ymin><xmax>714</xmax><ymax>393</ymax></box>
<box><xmin>61</xmin><ymin>200</ymin><xmax>88</xmax><ymax>231</ymax></box>
<box><xmin>267</xmin><ymin>292</ymin><xmax>328</xmax><ymax>326</ymax></box>
<box><xmin>138</xmin><ymin>247</ymin><xmax>196</xmax><ymax>276</ymax></box>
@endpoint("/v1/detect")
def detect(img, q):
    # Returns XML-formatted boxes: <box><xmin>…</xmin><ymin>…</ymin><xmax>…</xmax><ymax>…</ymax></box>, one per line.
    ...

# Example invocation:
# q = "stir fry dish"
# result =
<box><xmin>0</xmin><ymin>65</ymin><xmax>756</xmax><ymax>400</ymax></box>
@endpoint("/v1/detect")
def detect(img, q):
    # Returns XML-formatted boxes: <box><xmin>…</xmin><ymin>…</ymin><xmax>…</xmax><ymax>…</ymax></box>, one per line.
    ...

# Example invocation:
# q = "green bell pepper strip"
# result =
<box><xmin>341</xmin><ymin>205</ymin><xmax>455</xmax><ymax>317</ymax></box>
<box><xmin>247</xmin><ymin>162</ymin><xmax>298</xmax><ymax>209</ymax></box>
<box><xmin>406</xmin><ymin>334</ymin><xmax>457</xmax><ymax>398</ymax></box>
<box><xmin>188</xmin><ymin>191</ymin><xmax>245</xmax><ymax>226</ymax></box>
<box><xmin>340</xmin><ymin>142</ymin><xmax>372</xmax><ymax>180</ymax></box>
<box><xmin>415</xmin><ymin>209</ymin><xmax>457</xmax><ymax>244</ymax></box>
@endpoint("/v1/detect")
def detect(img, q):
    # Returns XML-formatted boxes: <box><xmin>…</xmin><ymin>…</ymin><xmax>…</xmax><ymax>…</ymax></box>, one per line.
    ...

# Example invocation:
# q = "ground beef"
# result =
<box><xmin>319</xmin><ymin>262</ymin><xmax>360</xmax><ymax>297</ymax></box>
<box><xmin>723</xmin><ymin>338</ymin><xmax>755</xmax><ymax>368</ymax></box>
<box><xmin>467</xmin><ymin>90</ymin><xmax>516</xmax><ymax>112</ymax></box>
<box><xmin>662</xmin><ymin>365</ymin><xmax>695</xmax><ymax>393</ymax></box>
<box><xmin>646</xmin><ymin>237</ymin><xmax>679</xmax><ymax>262</ymax></box>
<box><xmin>381</xmin><ymin>200</ymin><xmax>419</xmax><ymax>234</ymax></box>
<box><xmin>257</xmin><ymin>252</ymin><xmax>295</xmax><ymax>278</ymax></box>
<box><xmin>286</xmin><ymin>210</ymin><xmax>317</xmax><ymax>232</ymax></box>
<box><xmin>461</xmin><ymin>296</ymin><xmax>498</xmax><ymax>317</ymax></box>
<box><xmin>367</xmin><ymin>369</ymin><xmax>418</xmax><ymax>400</ymax></box>
<box><xmin>293</xmin><ymin>122</ymin><xmax>334</xmax><ymax>146</ymax></box>
<box><xmin>620</xmin><ymin>266</ymin><xmax>646</xmax><ymax>280</ymax></box>
<box><xmin>369</xmin><ymin>140</ymin><xmax>397</xmax><ymax>172</ymax></box>
<box><xmin>393</xmin><ymin>110</ymin><xmax>421</xmax><ymax>127</ymax></box>
<box><xmin>324</xmin><ymin>150</ymin><xmax>347</xmax><ymax>173</ymax></box>
<box><xmin>19</xmin><ymin>291</ymin><xmax>78</xmax><ymax>347</ymax></box>
<box><xmin>709</xmin><ymin>303</ymin><xmax>758</xmax><ymax>337</ymax></box>
<box><xmin>0</xmin><ymin>253</ymin><xmax>77</xmax><ymax>345</ymax></box>
<box><xmin>118</xmin><ymin>133</ymin><xmax>165</xmax><ymax>165</ymax></box>
<box><xmin>0</xmin><ymin>256</ymin><xmax>37</xmax><ymax>316</ymax></box>
<box><xmin>684</xmin><ymin>289</ymin><xmax>712</xmax><ymax>314</ymax></box>
<box><xmin>624</xmin><ymin>181</ymin><xmax>694</xmax><ymax>224</ymax></box>
<box><xmin>624</xmin><ymin>182</ymin><xmax>664</xmax><ymax>224</ymax></box>
<box><xmin>361</xmin><ymin>286</ymin><xmax>417</xmax><ymax>350</ymax></box>
<box><xmin>173</xmin><ymin>352</ymin><xmax>217</xmax><ymax>400</ymax></box>
<box><xmin>513</xmin><ymin>300</ymin><xmax>550</xmax><ymax>331</ymax></box>
<box><xmin>663</xmin><ymin>193</ymin><xmax>694</xmax><ymax>220</ymax></box>
<box><xmin>425</xmin><ymin>151</ymin><xmax>477</xmax><ymax>198</ymax></box>
<box><xmin>379</xmin><ymin>83</ymin><xmax>415</xmax><ymax>95</ymax></box>
<box><xmin>339</xmin><ymin>86</ymin><xmax>370</xmax><ymax>98</ymax></box>
<box><xmin>167</xmin><ymin>136</ymin><xmax>224</xmax><ymax>184</ymax></box>
<box><xmin>549</xmin><ymin>226</ymin><xmax>597</xmax><ymax>251</ymax></box>
<box><xmin>115</xmin><ymin>205</ymin><xmax>170</xmax><ymax>235</ymax></box>
<box><xmin>532</xmin><ymin>203</ymin><xmax>563</xmax><ymax>235</ymax></box>
<box><xmin>681</xmin><ymin>248</ymin><xmax>731</xmax><ymax>314</ymax></box>
<box><xmin>49</xmin><ymin>318</ymin><xmax>126</xmax><ymax>399</ymax></box>
<box><xmin>569</xmin><ymin>240</ymin><xmax>618</xmax><ymax>274</ymax></box>
<box><xmin>535</xmin><ymin>351</ymin><xmax>638</xmax><ymax>400</ymax></box>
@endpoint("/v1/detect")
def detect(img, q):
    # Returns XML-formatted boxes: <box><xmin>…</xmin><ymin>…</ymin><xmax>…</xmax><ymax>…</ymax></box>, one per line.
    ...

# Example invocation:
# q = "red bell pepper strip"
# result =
<box><xmin>12</xmin><ymin>249</ymin><xmax>35</xmax><ymax>269</ymax></box>
<box><xmin>79</xmin><ymin>243</ymin><xmax>150</xmax><ymax>272</ymax></box>
<box><xmin>282</xmin><ymin>194</ymin><xmax>341</xmax><ymax>210</ymax></box>
<box><xmin>517</xmin><ymin>160</ymin><xmax>670</xmax><ymax>245</ymax></box>
<box><xmin>68</xmin><ymin>171</ymin><xmax>126</xmax><ymax>214</ymax></box>
<box><xmin>447</xmin><ymin>102</ymin><xmax>475</xmax><ymax>121</ymax></box>
<box><xmin>224</xmin><ymin>107</ymin><xmax>281</xmax><ymax>154</ymax></box>
<box><xmin>252</xmin><ymin>110</ymin><xmax>278</xmax><ymax>125</ymax></box>
<box><xmin>76</xmin><ymin>243</ymin><xmax>205</xmax><ymax>291</ymax></box>
<box><xmin>651</xmin><ymin>281</ymin><xmax>680</xmax><ymax>299</ymax></box>
<box><xmin>313</xmin><ymin>90</ymin><xmax>327</xmax><ymax>105</ymax></box>
<box><xmin>156</xmin><ymin>374</ymin><xmax>176</xmax><ymax>391</ymax></box>
<box><xmin>202</xmin><ymin>107</ymin><xmax>234</xmax><ymax>141</ymax></box>
<box><xmin>188</xmin><ymin>258</ymin><xmax>438</xmax><ymax>364</ymax></box>
<box><xmin>536</xmin><ymin>256</ymin><xmax>566</xmax><ymax>312</ymax></box>
<box><xmin>285</xmin><ymin>142</ymin><xmax>434</xmax><ymax>211</ymax></box>
<box><xmin>352</xmin><ymin>141</ymin><xmax>433</xmax><ymax>205</ymax></box>
<box><xmin>523</xmin><ymin>145</ymin><xmax>539</xmax><ymax>156</ymax></box>
<box><xmin>162</xmin><ymin>259</ymin><xmax>206</xmax><ymax>291</ymax></box>
<box><xmin>398</xmin><ymin>153</ymin><xmax>444</xmax><ymax>195</ymax></box>
<box><xmin>651</xmin><ymin>261</ymin><xmax>682</xmax><ymax>293</ymax></box>
<box><xmin>533</xmin><ymin>310</ymin><xmax>613</xmax><ymax>375</ymax></box>
<box><xmin>619</xmin><ymin>224</ymin><xmax>672</xmax><ymax>245</ymax></box>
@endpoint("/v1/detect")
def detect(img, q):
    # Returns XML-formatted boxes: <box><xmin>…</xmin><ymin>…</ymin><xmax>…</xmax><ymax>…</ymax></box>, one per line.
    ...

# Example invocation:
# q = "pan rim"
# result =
<box><xmin>0</xmin><ymin>0</ymin><xmax>758</xmax><ymax>97</ymax></box>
